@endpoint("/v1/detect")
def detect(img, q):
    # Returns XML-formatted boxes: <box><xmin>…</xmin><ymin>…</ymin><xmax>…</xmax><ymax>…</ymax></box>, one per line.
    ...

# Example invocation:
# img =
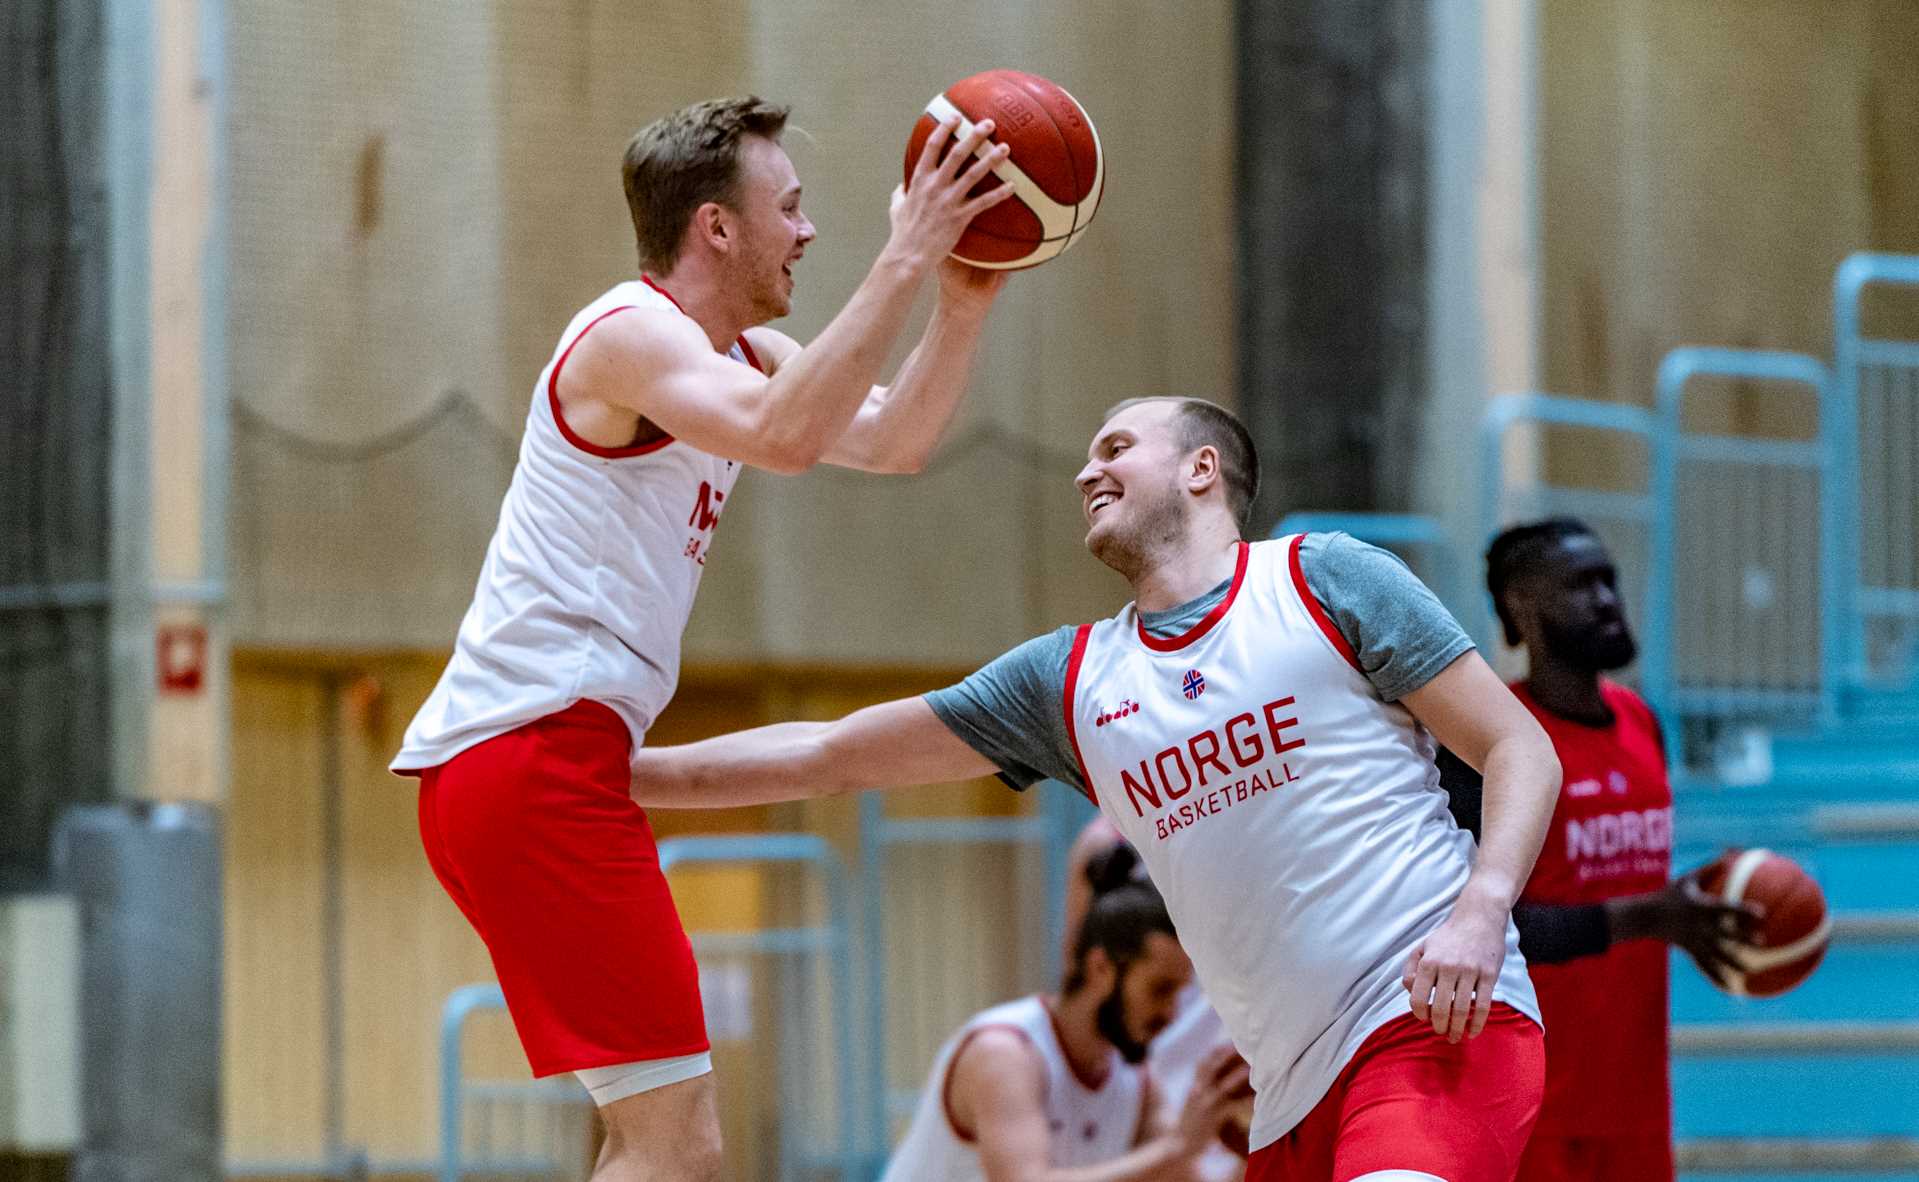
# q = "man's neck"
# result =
<box><xmin>1524</xmin><ymin>658</ymin><xmax>1611</xmax><ymax>725</ymax></box>
<box><xmin>648</xmin><ymin>264</ymin><xmax>751</xmax><ymax>352</ymax></box>
<box><xmin>1043</xmin><ymin>993</ymin><xmax>1112</xmax><ymax>1088</ymax></box>
<box><xmin>1130</xmin><ymin>529</ymin><xmax>1242</xmax><ymax>614</ymax></box>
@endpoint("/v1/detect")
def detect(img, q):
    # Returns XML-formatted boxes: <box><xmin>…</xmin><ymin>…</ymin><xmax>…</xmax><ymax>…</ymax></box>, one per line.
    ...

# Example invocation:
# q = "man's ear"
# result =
<box><xmin>1187</xmin><ymin>444</ymin><xmax>1222</xmax><ymax>496</ymax></box>
<box><xmin>691</xmin><ymin>201</ymin><xmax>732</xmax><ymax>255</ymax></box>
<box><xmin>1082</xmin><ymin>945</ymin><xmax>1117</xmax><ymax>993</ymax></box>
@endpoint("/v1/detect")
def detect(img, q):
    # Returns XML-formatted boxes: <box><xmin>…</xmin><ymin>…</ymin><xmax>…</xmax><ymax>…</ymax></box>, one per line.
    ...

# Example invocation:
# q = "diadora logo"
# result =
<box><xmin>1181</xmin><ymin>669</ymin><xmax>1206</xmax><ymax>700</ymax></box>
<box><xmin>1095</xmin><ymin>699</ymin><xmax>1140</xmax><ymax>728</ymax></box>
<box><xmin>688</xmin><ymin>481</ymin><xmax>724</xmax><ymax>532</ymax></box>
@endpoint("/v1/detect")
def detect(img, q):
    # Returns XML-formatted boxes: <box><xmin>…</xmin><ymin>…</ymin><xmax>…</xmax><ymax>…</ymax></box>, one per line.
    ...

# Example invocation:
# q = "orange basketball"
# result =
<box><xmin>1696</xmin><ymin>848</ymin><xmax>1831</xmax><ymax>997</ymax></box>
<box><xmin>904</xmin><ymin>69</ymin><xmax>1105</xmax><ymax>270</ymax></box>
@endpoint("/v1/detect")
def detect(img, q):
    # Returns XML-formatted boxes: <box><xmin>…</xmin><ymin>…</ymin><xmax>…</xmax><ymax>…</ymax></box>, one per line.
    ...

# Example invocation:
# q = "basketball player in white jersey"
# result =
<box><xmin>1063</xmin><ymin>819</ymin><xmax>1247</xmax><ymax>1180</ymax></box>
<box><xmin>627</xmin><ymin>395</ymin><xmax>1567</xmax><ymax>1182</ymax></box>
<box><xmin>390</xmin><ymin>96</ymin><xmax>1015</xmax><ymax>1181</ymax></box>
<box><xmin>885</xmin><ymin>843</ymin><xmax>1251</xmax><ymax>1181</ymax></box>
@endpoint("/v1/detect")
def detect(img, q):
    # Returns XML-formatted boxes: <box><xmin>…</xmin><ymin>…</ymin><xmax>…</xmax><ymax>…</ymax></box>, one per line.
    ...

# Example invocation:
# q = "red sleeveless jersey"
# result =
<box><xmin>1514</xmin><ymin>679</ymin><xmax>1673</xmax><ymax>1138</ymax></box>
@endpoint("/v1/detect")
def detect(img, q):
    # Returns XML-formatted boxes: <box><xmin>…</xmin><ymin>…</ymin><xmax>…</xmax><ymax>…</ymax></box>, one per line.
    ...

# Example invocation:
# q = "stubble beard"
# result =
<box><xmin>1088</xmin><ymin>479</ymin><xmax>1188</xmax><ymax>584</ymax></box>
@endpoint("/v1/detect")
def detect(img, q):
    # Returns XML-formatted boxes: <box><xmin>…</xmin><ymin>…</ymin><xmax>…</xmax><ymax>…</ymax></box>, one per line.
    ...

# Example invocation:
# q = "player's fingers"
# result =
<box><xmin>1445</xmin><ymin>973</ymin><xmax>1475</xmax><ymax>1042</ymax></box>
<box><xmin>956</xmin><ymin>142</ymin><xmax>1010</xmax><ymax>191</ymax></box>
<box><xmin>960</xmin><ymin>181</ymin><xmax>1016</xmax><ymax>218</ymax></box>
<box><xmin>1466</xmin><ymin>976</ymin><xmax>1493</xmax><ymax>1039</ymax></box>
<box><xmin>1430</xmin><ymin>972</ymin><xmax>1457</xmax><ymax>1038</ymax></box>
<box><xmin>938</xmin><ymin>118</ymin><xmax>996</xmax><ymax>180</ymax></box>
<box><xmin>911</xmin><ymin>116</ymin><xmax>959</xmax><ymax>184</ymax></box>
<box><xmin>1406</xmin><ymin>952</ymin><xmax>1434</xmax><ymax>1023</ymax></box>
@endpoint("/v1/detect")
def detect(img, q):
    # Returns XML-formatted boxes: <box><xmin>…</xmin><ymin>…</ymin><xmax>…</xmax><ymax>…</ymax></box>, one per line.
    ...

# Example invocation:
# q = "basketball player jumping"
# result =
<box><xmin>1438</xmin><ymin>519</ymin><xmax>1763</xmax><ymax>1182</ymax></box>
<box><xmin>883</xmin><ymin>843</ymin><xmax>1251</xmax><ymax>1181</ymax></box>
<box><xmin>391</xmin><ymin>97</ymin><xmax>1014</xmax><ymax>1181</ymax></box>
<box><xmin>628</xmin><ymin>396</ymin><xmax>1567</xmax><ymax>1182</ymax></box>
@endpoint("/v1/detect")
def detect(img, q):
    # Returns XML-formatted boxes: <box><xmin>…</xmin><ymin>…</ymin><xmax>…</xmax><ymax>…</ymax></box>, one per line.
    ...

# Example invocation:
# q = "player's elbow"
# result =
<box><xmin>751</xmin><ymin>415</ymin><xmax>830</xmax><ymax>474</ymax></box>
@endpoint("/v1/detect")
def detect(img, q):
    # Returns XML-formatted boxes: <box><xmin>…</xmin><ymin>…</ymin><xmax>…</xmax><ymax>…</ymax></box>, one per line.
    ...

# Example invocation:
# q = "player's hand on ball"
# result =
<box><xmin>1172</xmin><ymin>1045</ymin><xmax>1253</xmax><ymax>1157</ymax></box>
<box><xmin>887</xmin><ymin>116</ymin><xmax>1014</xmax><ymax>270</ymax></box>
<box><xmin>1403</xmin><ymin>898</ymin><xmax>1508</xmax><ymax>1043</ymax></box>
<box><xmin>1662</xmin><ymin>861</ymin><xmax>1766</xmax><ymax>988</ymax></box>
<box><xmin>934</xmin><ymin>257</ymin><xmax>1010</xmax><ymax>315</ymax></box>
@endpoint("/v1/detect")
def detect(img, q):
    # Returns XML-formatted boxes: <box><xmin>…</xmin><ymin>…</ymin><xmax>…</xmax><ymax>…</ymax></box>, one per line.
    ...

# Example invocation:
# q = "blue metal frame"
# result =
<box><xmin>858</xmin><ymin>786</ymin><xmax>1081</xmax><ymax>1160</ymax></box>
<box><xmin>1647</xmin><ymin>347</ymin><xmax>1835</xmax><ymax>727</ymax></box>
<box><xmin>1833</xmin><ymin>251</ymin><xmax>1919</xmax><ymax>688</ymax></box>
<box><xmin>437</xmin><ymin>835</ymin><xmax>859</xmax><ymax>1182</ymax></box>
<box><xmin>1477</xmin><ymin>393</ymin><xmax>1658</xmax><ymax>655</ymax></box>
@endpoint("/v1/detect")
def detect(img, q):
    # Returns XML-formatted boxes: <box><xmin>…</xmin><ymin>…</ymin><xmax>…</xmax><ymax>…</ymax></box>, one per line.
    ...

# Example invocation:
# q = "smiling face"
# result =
<box><xmin>720</xmin><ymin>135</ymin><xmax>815</xmax><ymax>322</ymax></box>
<box><xmin>1075</xmin><ymin>401</ymin><xmax>1196</xmax><ymax>578</ymax></box>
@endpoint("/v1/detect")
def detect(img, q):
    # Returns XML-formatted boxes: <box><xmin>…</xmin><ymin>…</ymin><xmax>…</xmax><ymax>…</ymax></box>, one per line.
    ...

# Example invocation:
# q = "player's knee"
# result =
<box><xmin>599</xmin><ymin>1118</ymin><xmax>722</xmax><ymax>1182</ymax></box>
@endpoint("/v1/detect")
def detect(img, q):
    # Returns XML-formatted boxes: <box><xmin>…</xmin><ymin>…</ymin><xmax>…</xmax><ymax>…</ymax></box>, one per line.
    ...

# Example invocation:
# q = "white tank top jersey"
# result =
<box><xmin>882</xmin><ymin>995</ymin><xmax>1147</xmax><ymax>1182</ymax></box>
<box><xmin>1062</xmin><ymin>536</ymin><xmax>1540</xmax><ymax>1152</ymax></box>
<box><xmin>392</xmin><ymin>278</ymin><xmax>759</xmax><ymax>773</ymax></box>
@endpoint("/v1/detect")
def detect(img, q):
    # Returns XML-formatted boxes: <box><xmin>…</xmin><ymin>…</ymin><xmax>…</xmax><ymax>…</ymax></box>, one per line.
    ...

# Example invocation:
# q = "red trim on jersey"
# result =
<box><xmin>642</xmin><ymin>275</ymin><xmax>767</xmax><ymax>375</ymax></box>
<box><xmin>1287</xmin><ymin>534</ymin><xmax>1363</xmax><ymax>673</ymax></box>
<box><xmin>1041</xmin><ymin>995</ymin><xmax>1112</xmax><ymax>1091</ymax></box>
<box><xmin>736</xmin><ymin>333</ymin><xmax>765</xmax><ymax>374</ymax></box>
<box><xmin>1137</xmin><ymin>541</ymin><xmax>1250</xmax><ymax>652</ymax></box>
<box><xmin>545</xmin><ymin>305</ymin><xmax>676</xmax><ymax>459</ymax></box>
<box><xmin>1062</xmin><ymin>624</ymin><xmax>1099</xmax><ymax>806</ymax></box>
<box><xmin>941</xmin><ymin>1023</ymin><xmax>1042</xmax><ymax>1144</ymax></box>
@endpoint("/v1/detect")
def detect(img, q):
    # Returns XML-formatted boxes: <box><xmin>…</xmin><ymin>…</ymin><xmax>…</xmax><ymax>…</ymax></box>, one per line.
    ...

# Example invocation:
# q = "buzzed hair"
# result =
<box><xmin>621</xmin><ymin>96</ymin><xmax>791</xmax><ymax>274</ymax></box>
<box><xmin>1104</xmin><ymin>397</ymin><xmax>1261</xmax><ymax>528</ymax></box>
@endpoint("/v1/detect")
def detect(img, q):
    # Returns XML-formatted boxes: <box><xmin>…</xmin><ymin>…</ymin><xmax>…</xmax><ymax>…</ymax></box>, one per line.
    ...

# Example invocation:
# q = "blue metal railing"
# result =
<box><xmin>858</xmin><ymin>787</ymin><xmax>1086</xmax><ymax>1155</ymax></box>
<box><xmin>1834</xmin><ymin>251</ymin><xmax>1919</xmax><ymax>688</ymax></box>
<box><xmin>1647</xmin><ymin>347</ymin><xmax>1834</xmax><ymax>729</ymax></box>
<box><xmin>438</xmin><ymin>834</ymin><xmax>859</xmax><ymax>1182</ymax></box>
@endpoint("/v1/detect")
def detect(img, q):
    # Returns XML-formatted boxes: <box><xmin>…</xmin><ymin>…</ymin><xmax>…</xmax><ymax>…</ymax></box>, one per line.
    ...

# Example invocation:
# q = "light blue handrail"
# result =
<box><xmin>1476</xmin><ymin>393</ymin><xmax>1658</xmax><ymax>654</ymax></box>
<box><xmin>437</xmin><ymin>834</ymin><xmax>859</xmax><ymax>1182</ymax></box>
<box><xmin>1647</xmin><ymin>347</ymin><xmax>1835</xmax><ymax>727</ymax></box>
<box><xmin>1833</xmin><ymin>251</ymin><xmax>1919</xmax><ymax>688</ymax></box>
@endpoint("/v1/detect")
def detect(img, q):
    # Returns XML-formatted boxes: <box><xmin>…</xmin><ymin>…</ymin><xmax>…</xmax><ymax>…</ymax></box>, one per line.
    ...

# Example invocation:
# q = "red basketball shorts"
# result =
<box><xmin>1246</xmin><ymin>1004</ymin><xmax>1545</xmax><ymax>1182</ymax></box>
<box><xmin>1515</xmin><ymin>1132</ymin><xmax>1673</xmax><ymax>1182</ymax></box>
<box><xmin>416</xmin><ymin>700</ymin><xmax>708</xmax><ymax>1076</ymax></box>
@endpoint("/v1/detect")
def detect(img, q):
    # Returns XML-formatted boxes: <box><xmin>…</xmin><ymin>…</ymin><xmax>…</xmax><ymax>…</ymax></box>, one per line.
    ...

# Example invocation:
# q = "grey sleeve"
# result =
<box><xmin>922</xmin><ymin>625</ymin><xmax>1086</xmax><ymax>793</ymax></box>
<box><xmin>1299</xmin><ymin>532</ymin><xmax>1476</xmax><ymax>702</ymax></box>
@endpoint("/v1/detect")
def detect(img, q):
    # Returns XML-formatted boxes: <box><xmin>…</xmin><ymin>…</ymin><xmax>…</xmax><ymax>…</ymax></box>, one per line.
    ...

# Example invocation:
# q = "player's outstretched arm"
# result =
<box><xmin>819</xmin><ymin>259</ymin><xmax>1009</xmax><ymax>473</ymax></box>
<box><xmin>570</xmin><ymin>118</ymin><xmax>1013</xmax><ymax>474</ymax></box>
<box><xmin>958</xmin><ymin>1031</ymin><xmax>1240</xmax><ymax>1182</ymax></box>
<box><xmin>629</xmin><ymin>697</ymin><xmax>998</xmax><ymax>809</ymax></box>
<box><xmin>1399</xmin><ymin>650</ymin><xmax>1561</xmax><ymax>1042</ymax></box>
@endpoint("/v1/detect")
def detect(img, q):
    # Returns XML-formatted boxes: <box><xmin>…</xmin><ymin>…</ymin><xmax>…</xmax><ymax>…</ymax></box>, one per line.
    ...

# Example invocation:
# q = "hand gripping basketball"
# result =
<box><xmin>887</xmin><ymin>116</ymin><xmax>1014</xmax><ymax>271</ymax></box>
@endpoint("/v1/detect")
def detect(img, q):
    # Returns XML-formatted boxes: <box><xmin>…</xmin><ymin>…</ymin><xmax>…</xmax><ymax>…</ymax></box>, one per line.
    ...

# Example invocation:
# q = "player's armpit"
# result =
<box><xmin>560</xmin><ymin>309</ymin><xmax>815</xmax><ymax>474</ymax></box>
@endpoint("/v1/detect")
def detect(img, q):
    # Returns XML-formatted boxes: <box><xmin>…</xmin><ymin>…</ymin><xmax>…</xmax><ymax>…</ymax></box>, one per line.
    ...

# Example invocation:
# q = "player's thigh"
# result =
<box><xmin>1332</xmin><ymin>1008</ymin><xmax>1545</xmax><ymax>1182</ymax></box>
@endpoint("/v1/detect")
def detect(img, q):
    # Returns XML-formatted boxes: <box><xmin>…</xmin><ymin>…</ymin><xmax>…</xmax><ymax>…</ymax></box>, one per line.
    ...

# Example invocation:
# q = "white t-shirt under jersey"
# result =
<box><xmin>882</xmin><ymin>995</ymin><xmax>1147</xmax><ymax>1182</ymax></box>
<box><xmin>1061</xmin><ymin>537</ymin><xmax>1540</xmax><ymax>1152</ymax></box>
<box><xmin>393</xmin><ymin>278</ymin><xmax>760</xmax><ymax>772</ymax></box>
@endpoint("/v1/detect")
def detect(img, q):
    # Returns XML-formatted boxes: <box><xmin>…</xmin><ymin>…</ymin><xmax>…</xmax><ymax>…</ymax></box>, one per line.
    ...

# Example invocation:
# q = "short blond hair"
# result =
<box><xmin>1103</xmin><ymin>397</ymin><xmax>1260</xmax><ymax>527</ymax></box>
<box><xmin>621</xmin><ymin>96</ymin><xmax>790</xmax><ymax>273</ymax></box>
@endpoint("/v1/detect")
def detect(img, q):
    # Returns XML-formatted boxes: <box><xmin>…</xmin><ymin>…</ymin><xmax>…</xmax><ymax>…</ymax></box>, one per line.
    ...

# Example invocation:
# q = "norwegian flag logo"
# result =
<box><xmin>1182</xmin><ymin>669</ymin><xmax>1206</xmax><ymax>699</ymax></box>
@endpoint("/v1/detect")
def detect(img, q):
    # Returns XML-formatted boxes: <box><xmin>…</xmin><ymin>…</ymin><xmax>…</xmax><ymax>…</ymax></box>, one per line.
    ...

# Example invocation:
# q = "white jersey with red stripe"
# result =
<box><xmin>1062</xmin><ymin>536</ymin><xmax>1539</xmax><ymax>1152</ymax></box>
<box><xmin>393</xmin><ymin>278</ymin><xmax>759</xmax><ymax>772</ymax></box>
<box><xmin>881</xmin><ymin>995</ymin><xmax>1147</xmax><ymax>1182</ymax></box>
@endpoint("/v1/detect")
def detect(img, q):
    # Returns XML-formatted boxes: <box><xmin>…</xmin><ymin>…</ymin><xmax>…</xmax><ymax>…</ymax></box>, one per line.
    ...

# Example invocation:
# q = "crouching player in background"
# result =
<box><xmin>883</xmin><ymin>842</ymin><xmax>1251</xmax><ymax>1180</ymax></box>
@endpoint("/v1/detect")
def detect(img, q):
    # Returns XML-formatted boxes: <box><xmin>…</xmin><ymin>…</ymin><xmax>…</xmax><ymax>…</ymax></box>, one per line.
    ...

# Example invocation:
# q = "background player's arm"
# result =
<box><xmin>566</xmin><ymin>119</ymin><xmax>1012</xmax><ymax>474</ymax></box>
<box><xmin>956</xmin><ymin>1031</ymin><xmax>1237</xmax><ymax>1182</ymax></box>
<box><xmin>630</xmin><ymin>697</ymin><xmax>997</xmax><ymax>807</ymax></box>
<box><xmin>1399</xmin><ymin>651</ymin><xmax>1561</xmax><ymax>1040</ymax></box>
